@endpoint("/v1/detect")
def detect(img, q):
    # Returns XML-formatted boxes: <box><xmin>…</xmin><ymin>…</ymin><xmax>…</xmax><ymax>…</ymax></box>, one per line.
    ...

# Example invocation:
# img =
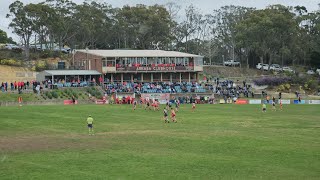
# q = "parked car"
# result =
<box><xmin>269</xmin><ymin>64</ymin><xmax>282</xmax><ymax>71</ymax></box>
<box><xmin>4</xmin><ymin>44</ymin><xmax>21</xmax><ymax>50</ymax></box>
<box><xmin>262</xmin><ymin>64</ymin><xmax>269</xmax><ymax>71</ymax></box>
<box><xmin>282</xmin><ymin>67</ymin><xmax>295</xmax><ymax>73</ymax></box>
<box><xmin>316</xmin><ymin>68</ymin><xmax>320</xmax><ymax>74</ymax></box>
<box><xmin>306</xmin><ymin>70</ymin><xmax>315</xmax><ymax>75</ymax></box>
<box><xmin>54</xmin><ymin>47</ymin><xmax>71</xmax><ymax>54</ymax></box>
<box><xmin>256</xmin><ymin>63</ymin><xmax>263</xmax><ymax>70</ymax></box>
<box><xmin>223</xmin><ymin>60</ymin><xmax>240</xmax><ymax>66</ymax></box>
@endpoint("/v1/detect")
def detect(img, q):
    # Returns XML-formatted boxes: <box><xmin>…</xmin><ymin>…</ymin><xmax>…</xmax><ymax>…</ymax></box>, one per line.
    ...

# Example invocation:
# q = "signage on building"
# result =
<box><xmin>141</xmin><ymin>93</ymin><xmax>170</xmax><ymax>104</ymax></box>
<box><xmin>117</xmin><ymin>66</ymin><xmax>194</xmax><ymax>72</ymax></box>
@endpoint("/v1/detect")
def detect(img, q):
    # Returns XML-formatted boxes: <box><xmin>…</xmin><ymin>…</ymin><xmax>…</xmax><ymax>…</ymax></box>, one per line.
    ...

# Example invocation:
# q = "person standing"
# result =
<box><xmin>171</xmin><ymin>108</ymin><xmax>177</xmax><ymax>123</ymax></box>
<box><xmin>262</xmin><ymin>104</ymin><xmax>267</xmax><ymax>112</ymax></box>
<box><xmin>86</xmin><ymin>115</ymin><xmax>94</xmax><ymax>135</ymax></box>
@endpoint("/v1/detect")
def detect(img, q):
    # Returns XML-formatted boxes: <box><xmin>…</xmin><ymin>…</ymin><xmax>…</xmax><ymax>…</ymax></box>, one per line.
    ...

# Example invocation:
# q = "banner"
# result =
<box><xmin>95</xmin><ymin>100</ymin><xmax>106</xmax><ymax>105</ymax></box>
<box><xmin>226</xmin><ymin>99</ymin><xmax>233</xmax><ymax>104</ymax></box>
<box><xmin>279</xmin><ymin>99</ymin><xmax>290</xmax><ymax>104</ymax></box>
<box><xmin>308</xmin><ymin>100</ymin><xmax>320</xmax><ymax>104</ymax></box>
<box><xmin>117</xmin><ymin>66</ymin><xmax>194</xmax><ymax>72</ymax></box>
<box><xmin>141</xmin><ymin>93</ymin><xmax>170</xmax><ymax>104</ymax></box>
<box><xmin>249</xmin><ymin>99</ymin><xmax>261</xmax><ymax>104</ymax></box>
<box><xmin>235</xmin><ymin>99</ymin><xmax>248</xmax><ymax>104</ymax></box>
<box><xmin>293</xmin><ymin>100</ymin><xmax>305</xmax><ymax>104</ymax></box>
<box><xmin>64</xmin><ymin>100</ymin><xmax>78</xmax><ymax>105</ymax></box>
<box><xmin>263</xmin><ymin>100</ymin><xmax>274</xmax><ymax>104</ymax></box>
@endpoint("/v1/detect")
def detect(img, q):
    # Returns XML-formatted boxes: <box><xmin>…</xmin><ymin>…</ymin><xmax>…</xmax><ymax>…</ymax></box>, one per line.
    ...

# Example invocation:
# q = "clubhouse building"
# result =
<box><xmin>72</xmin><ymin>49</ymin><xmax>204</xmax><ymax>83</ymax></box>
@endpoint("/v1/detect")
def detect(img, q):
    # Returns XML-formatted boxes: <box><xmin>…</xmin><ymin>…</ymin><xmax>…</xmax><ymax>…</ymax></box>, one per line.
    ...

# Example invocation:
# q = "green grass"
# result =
<box><xmin>0</xmin><ymin>104</ymin><xmax>319</xmax><ymax>179</ymax></box>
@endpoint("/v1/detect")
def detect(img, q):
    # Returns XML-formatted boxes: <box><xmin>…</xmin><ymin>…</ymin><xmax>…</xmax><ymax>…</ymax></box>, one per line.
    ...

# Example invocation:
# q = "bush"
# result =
<box><xmin>253</xmin><ymin>77</ymin><xmax>291</xmax><ymax>86</ymax></box>
<box><xmin>0</xmin><ymin>59</ymin><xmax>23</xmax><ymax>66</ymax></box>
<box><xmin>305</xmin><ymin>80</ymin><xmax>318</xmax><ymax>90</ymax></box>
<box><xmin>51</xmin><ymin>91</ymin><xmax>58</xmax><ymax>98</ymax></box>
<box><xmin>35</xmin><ymin>60</ymin><xmax>49</xmax><ymax>71</ymax></box>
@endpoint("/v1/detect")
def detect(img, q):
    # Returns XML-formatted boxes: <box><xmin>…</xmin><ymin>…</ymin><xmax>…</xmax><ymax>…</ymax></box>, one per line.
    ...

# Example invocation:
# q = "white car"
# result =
<box><xmin>223</xmin><ymin>60</ymin><xmax>240</xmax><ymax>66</ymax></box>
<box><xmin>4</xmin><ymin>44</ymin><xmax>20</xmax><ymax>50</ymax></box>
<box><xmin>316</xmin><ymin>68</ymin><xmax>320</xmax><ymax>74</ymax></box>
<box><xmin>306</xmin><ymin>70</ymin><xmax>315</xmax><ymax>75</ymax></box>
<box><xmin>256</xmin><ymin>63</ymin><xmax>263</xmax><ymax>70</ymax></box>
<box><xmin>270</xmin><ymin>64</ymin><xmax>282</xmax><ymax>71</ymax></box>
<box><xmin>262</xmin><ymin>64</ymin><xmax>269</xmax><ymax>71</ymax></box>
<box><xmin>282</xmin><ymin>67</ymin><xmax>295</xmax><ymax>73</ymax></box>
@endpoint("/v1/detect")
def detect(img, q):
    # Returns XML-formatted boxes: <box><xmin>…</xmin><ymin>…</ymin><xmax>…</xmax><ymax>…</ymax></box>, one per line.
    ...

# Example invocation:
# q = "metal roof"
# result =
<box><xmin>75</xmin><ymin>49</ymin><xmax>203</xmax><ymax>58</ymax></box>
<box><xmin>43</xmin><ymin>70</ymin><xmax>101</xmax><ymax>76</ymax></box>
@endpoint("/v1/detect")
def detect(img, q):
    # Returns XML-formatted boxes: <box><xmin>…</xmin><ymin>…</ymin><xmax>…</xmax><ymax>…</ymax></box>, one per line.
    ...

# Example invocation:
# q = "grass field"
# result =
<box><xmin>0</xmin><ymin>104</ymin><xmax>319</xmax><ymax>179</ymax></box>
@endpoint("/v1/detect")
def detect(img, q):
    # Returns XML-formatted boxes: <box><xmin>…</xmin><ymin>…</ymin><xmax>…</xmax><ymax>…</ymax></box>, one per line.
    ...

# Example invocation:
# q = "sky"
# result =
<box><xmin>1</xmin><ymin>0</ymin><xmax>319</xmax><ymax>42</ymax></box>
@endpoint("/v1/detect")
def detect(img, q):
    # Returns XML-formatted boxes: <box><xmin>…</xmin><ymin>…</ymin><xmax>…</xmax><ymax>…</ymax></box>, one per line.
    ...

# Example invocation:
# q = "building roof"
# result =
<box><xmin>42</xmin><ymin>70</ymin><xmax>101</xmax><ymax>76</ymax></box>
<box><xmin>75</xmin><ymin>49</ymin><xmax>203</xmax><ymax>58</ymax></box>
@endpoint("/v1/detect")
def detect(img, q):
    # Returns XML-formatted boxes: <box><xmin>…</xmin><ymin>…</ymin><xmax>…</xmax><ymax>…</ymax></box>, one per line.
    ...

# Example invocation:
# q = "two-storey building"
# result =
<box><xmin>73</xmin><ymin>50</ymin><xmax>203</xmax><ymax>83</ymax></box>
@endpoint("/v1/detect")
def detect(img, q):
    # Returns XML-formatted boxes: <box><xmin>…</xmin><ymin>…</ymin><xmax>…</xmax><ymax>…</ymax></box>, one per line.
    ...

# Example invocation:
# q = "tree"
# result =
<box><xmin>7</xmin><ymin>0</ymin><xmax>34</xmax><ymax>60</ymax></box>
<box><xmin>114</xmin><ymin>4</ymin><xmax>174</xmax><ymax>49</ymax></box>
<box><xmin>236</xmin><ymin>5</ymin><xmax>299</xmax><ymax>68</ymax></box>
<box><xmin>210</xmin><ymin>5</ymin><xmax>254</xmax><ymax>66</ymax></box>
<box><xmin>0</xmin><ymin>29</ymin><xmax>16</xmax><ymax>44</ymax></box>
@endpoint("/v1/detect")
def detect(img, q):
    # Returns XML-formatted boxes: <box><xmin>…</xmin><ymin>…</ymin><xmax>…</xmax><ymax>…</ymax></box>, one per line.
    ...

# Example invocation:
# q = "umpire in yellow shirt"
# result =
<box><xmin>87</xmin><ymin>115</ymin><xmax>94</xmax><ymax>135</ymax></box>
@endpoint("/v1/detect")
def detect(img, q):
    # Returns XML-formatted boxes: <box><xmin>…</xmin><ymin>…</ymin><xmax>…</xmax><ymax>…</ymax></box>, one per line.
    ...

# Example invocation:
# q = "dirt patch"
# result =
<box><xmin>0</xmin><ymin>134</ymin><xmax>107</xmax><ymax>153</ymax></box>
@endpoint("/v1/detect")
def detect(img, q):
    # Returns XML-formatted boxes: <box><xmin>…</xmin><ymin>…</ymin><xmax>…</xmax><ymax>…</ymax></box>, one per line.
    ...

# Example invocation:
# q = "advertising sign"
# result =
<box><xmin>95</xmin><ymin>100</ymin><xmax>106</xmax><ymax>105</ymax></box>
<box><xmin>141</xmin><ymin>93</ymin><xmax>170</xmax><ymax>104</ymax></box>
<box><xmin>249</xmin><ymin>99</ymin><xmax>261</xmax><ymax>104</ymax></box>
<box><xmin>64</xmin><ymin>100</ymin><xmax>78</xmax><ymax>105</ymax></box>
<box><xmin>308</xmin><ymin>100</ymin><xmax>320</xmax><ymax>104</ymax></box>
<box><xmin>279</xmin><ymin>99</ymin><xmax>290</xmax><ymax>104</ymax></box>
<box><xmin>235</xmin><ymin>99</ymin><xmax>248</xmax><ymax>104</ymax></box>
<box><xmin>219</xmin><ymin>99</ymin><xmax>225</xmax><ymax>104</ymax></box>
<box><xmin>117</xmin><ymin>66</ymin><xmax>194</xmax><ymax>72</ymax></box>
<box><xmin>263</xmin><ymin>100</ymin><xmax>274</xmax><ymax>104</ymax></box>
<box><xmin>293</xmin><ymin>100</ymin><xmax>305</xmax><ymax>104</ymax></box>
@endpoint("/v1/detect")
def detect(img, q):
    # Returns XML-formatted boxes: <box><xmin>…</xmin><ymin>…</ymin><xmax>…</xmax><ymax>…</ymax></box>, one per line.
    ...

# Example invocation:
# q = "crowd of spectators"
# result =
<box><xmin>115</xmin><ymin>62</ymin><xmax>194</xmax><ymax>68</ymax></box>
<box><xmin>0</xmin><ymin>81</ymin><xmax>43</xmax><ymax>94</ymax></box>
<box><xmin>205</xmin><ymin>78</ymin><xmax>254</xmax><ymax>101</ymax></box>
<box><xmin>104</xmin><ymin>81</ymin><xmax>207</xmax><ymax>94</ymax></box>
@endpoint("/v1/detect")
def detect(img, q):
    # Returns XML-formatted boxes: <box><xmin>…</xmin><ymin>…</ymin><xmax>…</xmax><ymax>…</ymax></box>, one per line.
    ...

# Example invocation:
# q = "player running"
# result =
<box><xmin>192</xmin><ymin>102</ymin><xmax>196</xmax><ymax>112</ymax></box>
<box><xmin>279</xmin><ymin>100</ymin><xmax>283</xmax><ymax>111</ymax></box>
<box><xmin>163</xmin><ymin>107</ymin><xmax>169</xmax><ymax>123</ymax></box>
<box><xmin>272</xmin><ymin>100</ymin><xmax>276</xmax><ymax>111</ymax></box>
<box><xmin>175</xmin><ymin>99</ymin><xmax>180</xmax><ymax>112</ymax></box>
<box><xmin>154</xmin><ymin>100</ymin><xmax>160</xmax><ymax>111</ymax></box>
<box><xmin>133</xmin><ymin>100</ymin><xmax>137</xmax><ymax>110</ymax></box>
<box><xmin>145</xmin><ymin>99</ymin><xmax>151</xmax><ymax>110</ymax></box>
<box><xmin>166</xmin><ymin>99</ymin><xmax>170</xmax><ymax>110</ymax></box>
<box><xmin>171</xmin><ymin>108</ymin><xmax>177</xmax><ymax>123</ymax></box>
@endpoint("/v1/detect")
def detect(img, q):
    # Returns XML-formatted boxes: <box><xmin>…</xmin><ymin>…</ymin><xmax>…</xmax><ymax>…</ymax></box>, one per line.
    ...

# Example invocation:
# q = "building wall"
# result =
<box><xmin>74</xmin><ymin>51</ymin><xmax>103</xmax><ymax>73</ymax></box>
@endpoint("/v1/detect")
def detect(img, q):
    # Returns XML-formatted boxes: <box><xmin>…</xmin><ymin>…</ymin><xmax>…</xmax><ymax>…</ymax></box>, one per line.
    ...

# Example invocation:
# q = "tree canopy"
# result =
<box><xmin>5</xmin><ymin>0</ymin><xmax>320</xmax><ymax>67</ymax></box>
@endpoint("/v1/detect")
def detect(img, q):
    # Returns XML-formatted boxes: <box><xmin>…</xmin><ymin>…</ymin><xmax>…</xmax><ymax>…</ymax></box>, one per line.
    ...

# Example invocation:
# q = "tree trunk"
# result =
<box><xmin>268</xmin><ymin>53</ymin><xmax>273</xmax><ymax>71</ymax></box>
<box><xmin>260</xmin><ymin>56</ymin><xmax>263</xmax><ymax>71</ymax></box>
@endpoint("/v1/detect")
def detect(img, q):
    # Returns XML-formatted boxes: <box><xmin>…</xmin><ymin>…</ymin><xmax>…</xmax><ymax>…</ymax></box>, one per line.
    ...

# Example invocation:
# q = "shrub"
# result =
<box><xmin>72</xmin><ymin>92</ymin><xmax>78</xmax><ymax>99</ymax></box>
<box><xmin>0</xmin><ymin>59</ymin><xmax>23</xmax><ymax>66</ymax></box>
<box><xmin>51</xmin><ymin>91</ymin><xmax>58</xmax><ymax>98</ymax></box>
<box><xmin>253</xmin><ymin>77</ymin><xmax>291</xmax><ymax>86</ymax></box>
<box><xmin>35</xmin><ymin>60</ymin><xmax>49</xmax><ymax>71</ymax></box>
<box><xmin>46</xmin><ymin>92</ymin><xmax>52</xmax><ymax>99</ymax></box>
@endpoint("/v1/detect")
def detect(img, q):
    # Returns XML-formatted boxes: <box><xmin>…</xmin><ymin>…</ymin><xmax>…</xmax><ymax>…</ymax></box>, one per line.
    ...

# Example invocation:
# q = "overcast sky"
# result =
<box><xmin>1</xmin><ymin>0</ymin><xmax>319</xmax><ymax>41</ymax></box>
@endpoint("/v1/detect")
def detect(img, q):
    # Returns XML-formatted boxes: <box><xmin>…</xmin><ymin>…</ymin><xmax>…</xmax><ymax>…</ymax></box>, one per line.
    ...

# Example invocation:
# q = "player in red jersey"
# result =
<box><xmin>192</xmin><ymin>102</ymin><xmax>196</xmax><ymax>112</ymax></box>
<box><xmin>171</xmin><ymin>108</ymin><xmax>177</xmax><ymax>123</ymax></box>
